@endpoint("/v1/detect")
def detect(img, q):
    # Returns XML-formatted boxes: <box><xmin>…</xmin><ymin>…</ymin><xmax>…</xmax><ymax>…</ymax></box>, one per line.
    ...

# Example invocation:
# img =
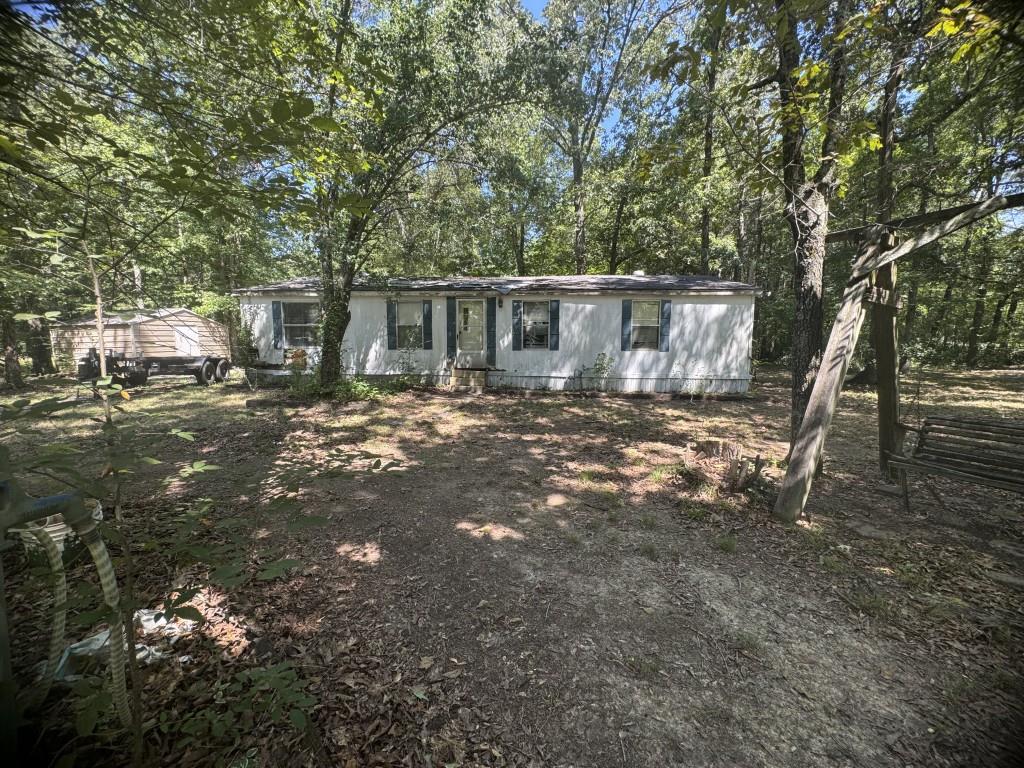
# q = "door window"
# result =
<box><xmin>458</xmin><ymin>301</ymin><xmax>484</xmax><ymax>351</ymax></box>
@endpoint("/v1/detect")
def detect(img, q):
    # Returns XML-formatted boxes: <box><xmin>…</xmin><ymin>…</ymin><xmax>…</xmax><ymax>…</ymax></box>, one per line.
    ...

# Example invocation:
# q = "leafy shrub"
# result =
<box><xmin>333</xmin><ymin>376</ymin><xmax>411</xmax><ymax>401</ymax></box>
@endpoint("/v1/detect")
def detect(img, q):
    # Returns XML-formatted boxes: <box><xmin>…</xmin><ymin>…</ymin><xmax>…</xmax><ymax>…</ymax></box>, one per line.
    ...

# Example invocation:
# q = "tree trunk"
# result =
<box><xmin>27</xmin><ymin>317</ymin><xmax>55</xmax><ymax>374</ymax></box>
<box><xmin>775</xmin><ymin>0</ymin><xmax>851</xmax><ymax>445</ymax></box>
<box><xmin>1000</xmin><ymin>294</ymin><xmax>1018</xmax><ymax>355</ymax></box>
<box><xmin>514</xmin><ymin>221</ymin><xmax>527</xmax><ymax>276</ymax></box>
<box><xmin>2</xmin><ymin>314</ymin><xmax>24</xmax><ymax>388</ymax></box>
<box><xmin>318</xmin><ymin>217</ymin><xmax>363</xmax><ymax>390</ymax></box>
<box><xmin>699</xmin><ymin>24</ymin><xmax>722</xmax><ymax>275</ymax></box>
<box><xmin>786</xmin><ymin>187</ymin><xmax>828</xmax><ymax>442</ymax></box>
<box><xmin>965</xmin><ymin>244</ymin><xmax>991</xmax><ymax>368</ymax></box>
<box><xmin>571</xmin><ymin>150</ymin><xmax>586</xmax><ymax>274</ymax></box>
<box><xmin>987</xmin><ymin>292</ymin><xmax>1009</xmax><ymax>344</ymax></box>
<box><xmin>607</xmin><ymin>192</ymin><xmax>627</xmax><ymax>274</ymax></box>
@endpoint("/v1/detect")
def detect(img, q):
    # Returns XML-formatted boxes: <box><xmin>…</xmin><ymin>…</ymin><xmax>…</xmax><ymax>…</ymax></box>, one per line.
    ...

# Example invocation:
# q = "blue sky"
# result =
<box><xmin>522</xmin><ymin>0</ymin><xmax>547</xmax><ymax>21</ymax></box>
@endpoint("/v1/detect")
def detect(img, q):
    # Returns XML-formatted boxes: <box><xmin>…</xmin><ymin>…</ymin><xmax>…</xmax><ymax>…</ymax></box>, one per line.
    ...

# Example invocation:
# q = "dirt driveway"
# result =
<box><xmin>7</xmin><ymin>369</ymin><xmax>1024</xmax><ymax>767</ymax></box>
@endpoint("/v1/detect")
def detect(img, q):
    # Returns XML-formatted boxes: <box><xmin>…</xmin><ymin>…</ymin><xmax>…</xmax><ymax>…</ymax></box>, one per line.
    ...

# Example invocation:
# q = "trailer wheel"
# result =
<box><xmin>195</xmin><ymin>359</ymin><xmax>216</xmax><ymax>386</ymax></box>
<box><xmin>129</xmin><ymin>367</ymin><xmax>149</xmax><ymax>387</ymax></box>
<box><xmin>214</xmin><ymin>358</ymin><xmax>230</xmax><ymax>383</ymax></box>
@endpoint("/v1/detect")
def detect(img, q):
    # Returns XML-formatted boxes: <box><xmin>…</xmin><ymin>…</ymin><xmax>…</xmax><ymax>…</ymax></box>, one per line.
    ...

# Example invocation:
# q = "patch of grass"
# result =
<box><xmin>597</xmin><ymin>489</ymin><xmax>623</xmax><ymax>508</ymax></box>
<box><xmin>820</xmin><ymin>554</ymin><xmax>848</xmax><ymax>573</ymax></box>
<box><xmin>848</xmin><ymin>589</ymin><xmax>894</xmax><ymax>620</ymax></box>
<box><xmin>606</xmin><ymin>509</ymin><xmax>622</xmax><ymax>525</ymax></box>
<box><xmin>731</xmin><ymin>631</ymin><xmax>763</xmax><ymax>656</ymax></box>
<box><xmin>715</xmin><ymin>534</ymin><xmax>737</xmax><ymax>553</ymax></box>
<box><xmin>564</xmin><ymin>531</ymin><xmax>582</xmax><ymax>547</ymax></box>
<box><xmin>648</xmin><ymin>466</ymin><xmax>669</xmax><ymax>484</ymax></box>
<box><xmin>583</xmin><ymin>516</ymin><xmax>604</xmax><ymax>532</ymax></box>
<box><xmin>578</xmin><ymin>469</ymin><xmax>595</xmax><ymax>483</ymax></box>
<box><xmin>680</xmin><ymin>500</ymin><xmax>709</xmax><ymax>521</ymax></box>
<box><xmin>638</xmin><ymin>513</ymin><xmax>657</xmax><ymax>530</ymax></box>
<box><xmin>695</xmin><ymin>480</ymin><xmax>719</xmax><ymax>501</ymax></box>
<box><xmin>637</xmin><ymin>542</ymin><xmax>659</xmax><ymax>561</ymax></box>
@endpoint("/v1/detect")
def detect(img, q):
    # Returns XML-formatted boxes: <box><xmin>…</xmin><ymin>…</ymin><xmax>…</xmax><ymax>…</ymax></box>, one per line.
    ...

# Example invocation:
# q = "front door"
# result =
<box><xmin>456</xmin><ymin>299</ymin><xmax>486</xmax><ymax>368</ymax></box>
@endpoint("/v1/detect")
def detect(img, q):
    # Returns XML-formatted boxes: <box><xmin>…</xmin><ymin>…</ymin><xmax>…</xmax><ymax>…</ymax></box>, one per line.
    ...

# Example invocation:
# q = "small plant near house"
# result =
<box><xmin>159</xmin><ymin>662</ymin><xmax>315</xmax><ymax>754</ymax></box>
<box><xmin>586</xmin><ymin>352</ymin><xmax>615</xmax><ymax>391</ymax></box>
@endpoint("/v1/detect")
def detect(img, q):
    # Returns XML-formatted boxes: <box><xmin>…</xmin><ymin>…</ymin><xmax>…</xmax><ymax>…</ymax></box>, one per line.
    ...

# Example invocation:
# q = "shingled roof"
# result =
<box><xmin>234</xmin><ymin>274</ymin><xmax>759</xmax><ymax>296</ymax></box>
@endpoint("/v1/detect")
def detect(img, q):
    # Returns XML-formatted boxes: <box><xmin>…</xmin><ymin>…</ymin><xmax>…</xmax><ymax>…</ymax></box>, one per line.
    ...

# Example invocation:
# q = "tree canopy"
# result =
<box><xmin>2</xmin><ymin>0</ymin><xmax>1022</xmax><ymax>384</ymax></box>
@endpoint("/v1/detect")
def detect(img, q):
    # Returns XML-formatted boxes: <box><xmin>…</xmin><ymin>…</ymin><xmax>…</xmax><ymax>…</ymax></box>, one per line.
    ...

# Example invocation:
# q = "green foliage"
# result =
<box><xmin>157</xmin><ymin>663</ymin><xmax>315</xmax><ymax>758</ymax></box>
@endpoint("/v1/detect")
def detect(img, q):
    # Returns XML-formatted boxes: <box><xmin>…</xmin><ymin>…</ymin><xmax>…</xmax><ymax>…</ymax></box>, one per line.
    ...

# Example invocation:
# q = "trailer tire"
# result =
<box><xmin>196</xmin><ymin>359</ymin><xmax>216</xmax><ymax>386</ymax></box>
<box><xmin>214</xmin><ymin>358</ymin><xmax>230</xmax><ymax>383</ymax></box>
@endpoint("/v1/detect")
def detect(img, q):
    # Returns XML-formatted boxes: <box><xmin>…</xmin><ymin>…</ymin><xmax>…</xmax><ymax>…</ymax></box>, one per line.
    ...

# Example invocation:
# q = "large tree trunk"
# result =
<box><xmin>786</xmin><ymin>187</ymin><xmax>828</xmax><ymax>441</ymax></box>
<box><xmin>2</xmin><ymin>314</ymin><xmax>24</xmax><ymax>389</ymax></box>
<box><xmin>699</xmin><ymin>24</ymin><xmax>722</xmax><ymax>274</ymax></box>
<box><xmin>318</xmin><ymin>218</ymin><xmax>363</xmax><ymax>391</ymax></box>
<box><xmin>776</xmin><ymin>0</ymin><xmax>850</xmax><ymax>445</ymax></box>
<box><xmin>571</xmin><ymin>150</ymin><xmax>586</xmax><ymax>274</ymax></box>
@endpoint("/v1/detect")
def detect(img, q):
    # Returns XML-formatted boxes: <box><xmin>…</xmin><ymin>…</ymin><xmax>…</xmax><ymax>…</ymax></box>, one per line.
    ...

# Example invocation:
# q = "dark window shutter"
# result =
<box><xmin>621</xmin><ymin>299</ymin><xmax>632</xmax><ymax>351</ymax></box>
<box><xmin>512</xmin><ymin>300</ymin><xmax>523</xmax><ymax>351</ymax></box>
<box><xmin>659</xmin><ymin>299</ymin><xmax>671</xmax><ymax>352</ymax></box>
<box><xmin>446</xmin><ymin>297</ymin><xmax>456</xmax><ymax>362</ymax></box>
<box><xmin>422</xmin><ymin>300</ymin><xmax>432</xmax><ymax>350</ymax></box>
<box><xmin>548</xmin><ymin>299</ymin><xmax>560</xmax><ymax>351</ymax></box>
<box><xmin>386</xmin><ymin>300</ymin><xmax>397</xmax><ymax>350</ymax></box>
<box><xmin>486</xmin><ymin>297</ymin><xmax>496</xmax><ymax>366</ymax></box>
<box><xmin>271</xmin><ymin>301</ymin><xmax>283</xmax><ymax>349</ymax></box>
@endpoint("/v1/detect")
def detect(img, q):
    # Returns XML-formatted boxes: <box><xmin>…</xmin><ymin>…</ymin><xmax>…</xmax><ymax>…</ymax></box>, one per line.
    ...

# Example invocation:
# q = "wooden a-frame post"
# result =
<box><xmin>774</xmin><ymin>228</ymin><xmax>890</xmax><ymax>522</ymax></box>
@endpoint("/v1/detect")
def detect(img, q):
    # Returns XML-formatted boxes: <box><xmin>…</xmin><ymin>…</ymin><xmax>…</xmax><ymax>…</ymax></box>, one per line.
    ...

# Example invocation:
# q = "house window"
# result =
<box><xmin>631</xmin><ymin>300</ymin><xmax>661</xmax><ymax>350</ymax></box>
<box><xmin>397</xmin><ymin>301</ymin><xmax>424</xmax><ymax>348</ymax></box>
<box><xmin>523</xmin><ymin>301</ymin><xmax>549</xmax><ymax>349</ymax></box>
<box><xmin>282</xmin><ymin>302</ymin><xmax>320</xmax><ymax>347</ymax></box>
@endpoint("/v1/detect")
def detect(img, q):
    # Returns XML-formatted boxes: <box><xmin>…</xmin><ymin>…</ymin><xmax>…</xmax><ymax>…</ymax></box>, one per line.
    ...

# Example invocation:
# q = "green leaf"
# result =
<box><xmin>286</xmin><ymin>514</ymin><xmax>330</xmax><ymax>532</ymax></box>
<box><xmin>75</xmin><ymin>703</ymin><xmax>100</xmax><ymax>736</ymax></box>
<box><xmin>309</xmin><ymin>116</ymin><xmax>341</xmax><ymax>132</ymax></box>
<box><xmin>256</xmin><ymin>558</ymin><xmax>301</xmax><ymax>580</ymax></box>
<box><xmin>210</xmin><ymin>563</ymin><xmax>248</xmax><ymax>587</ymax></box>
<box><xmin>171</xmin><ymin>605</ymin><xmax>204</xmax><ymax>623</ymax></box>
<box><xmin>411</xmin><ymin>686</ymin><xmax>428</xmax><ymax>701</ymax></box>
<box><xmin>291</xmin><ymin>96</ymin><xmax>315</xmax><ymax>119</ymax></box>
<box><xmin>289</xmin><ymin>708</ymin><xmax>307</xmax><ymax>729</ymax></box>
<box><xmin>271</xmin><ymin>98</ymin><xmax>291</xmax><ymax>124</ymax></box>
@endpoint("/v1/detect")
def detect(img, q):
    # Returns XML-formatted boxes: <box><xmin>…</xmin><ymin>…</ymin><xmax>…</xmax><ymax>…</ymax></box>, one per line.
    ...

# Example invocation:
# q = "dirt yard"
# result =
<box><xmin>6</xmin><ymin>368</ymin><xmax>1024</xmax><ymax>767</ymax></box>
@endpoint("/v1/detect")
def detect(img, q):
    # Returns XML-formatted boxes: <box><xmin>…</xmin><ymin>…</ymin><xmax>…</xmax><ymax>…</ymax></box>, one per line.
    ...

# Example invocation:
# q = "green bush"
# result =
<box><xmin>333</xmin><ymin>376</ymin><xmax>411</xmax><ymax>401</ymax></box>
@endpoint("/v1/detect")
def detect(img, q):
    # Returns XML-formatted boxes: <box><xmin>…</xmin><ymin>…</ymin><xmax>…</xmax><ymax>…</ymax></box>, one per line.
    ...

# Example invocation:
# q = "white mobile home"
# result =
<box><xmin>235</xmin><ymin>274</ymin><xmax>759</xmax><ymax>394</ymax></box>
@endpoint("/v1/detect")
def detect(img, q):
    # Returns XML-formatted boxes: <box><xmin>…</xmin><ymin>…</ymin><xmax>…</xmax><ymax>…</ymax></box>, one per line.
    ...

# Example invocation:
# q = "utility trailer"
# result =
<box><xmin>50</xmin><ymin>308</ymin><xmax>232</xmax><ymax>386</ymax></box>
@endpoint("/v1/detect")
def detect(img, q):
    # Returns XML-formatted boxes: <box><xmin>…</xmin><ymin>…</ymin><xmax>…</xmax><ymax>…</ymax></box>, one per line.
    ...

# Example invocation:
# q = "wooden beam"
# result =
<box><xmin>871</xmin><ymin>238</ymin><xmax>900</xmax><ymax>478</ymax></box>
<box><xmin>774</xmin><ymin>236</ymin><xmax>883</xmax><ymax>522</ymax></box>
<box><xmin>825</xmin><ymin>192</ymin><xmax>1024</xmax><ymax>244</ymax></box>
<box><xmin>850</xmin><ymin>194</ymin><xmax>1019</xmax><ymax>279</ymax></box>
